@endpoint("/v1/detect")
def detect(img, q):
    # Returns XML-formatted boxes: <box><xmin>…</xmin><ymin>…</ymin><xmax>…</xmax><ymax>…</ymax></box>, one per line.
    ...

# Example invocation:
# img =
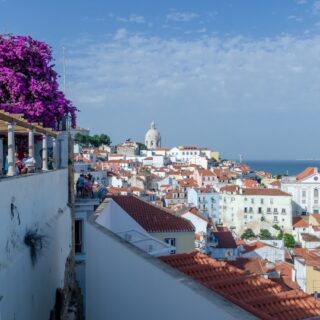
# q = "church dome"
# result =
<box><xmin>145</xmin><ymin>121</ymin><xmax>161</xmax><ymax>150</ymax></box>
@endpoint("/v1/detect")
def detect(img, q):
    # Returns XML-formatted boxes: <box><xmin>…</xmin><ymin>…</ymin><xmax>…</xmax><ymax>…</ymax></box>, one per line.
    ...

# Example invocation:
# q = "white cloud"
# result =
<box><xmin>117</xmin><ymin>14</ymin><xmax>146</xmax><ymax>23</ymax></box>
<box><xmin>67</xmin><ymin>32</ymin><xmax>320</xmax><ymax>158</ymax></box>
<box><xmin>287</xmin><ymin>15</ymin><xmax>303</xmax><ymax>21</ymax></box>
<box><xmin>166</xmin><ymin>11</ymin><xmax>199</xmax><ymax>22</ymax></box>
<box><xmin>296</xmin><ymin>0</ymin><xmax>308</xmax><ymax>4</ymax></box>
<box><xmin>313</xmin><ymin>0</ymin><xmax>320</xmax><ymax>13</ymax></box>
<box><xmin>113</xmin><ymin>28</ymin><xmax>127</xmax><ymax>40</ymax></box>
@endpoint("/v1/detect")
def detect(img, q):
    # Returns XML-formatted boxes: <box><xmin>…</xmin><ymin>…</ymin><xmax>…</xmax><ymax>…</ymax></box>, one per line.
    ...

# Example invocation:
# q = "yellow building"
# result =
<box><xmin>211</xmin><ymin>151</ymin><xmax>220</xmax><ymax>161</ymax></box>
<box><xmin>294</xmin><ymin>248</ymin><xmax>320</xmax><ymax>294</ymax></box>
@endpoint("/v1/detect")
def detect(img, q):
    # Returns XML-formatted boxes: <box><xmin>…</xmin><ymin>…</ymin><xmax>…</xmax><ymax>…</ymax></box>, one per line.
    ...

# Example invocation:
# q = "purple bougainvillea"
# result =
<box><xmin>0</xmin><ymin>35</ymin><xmax>77</xmax><ymax>129</ymax></box>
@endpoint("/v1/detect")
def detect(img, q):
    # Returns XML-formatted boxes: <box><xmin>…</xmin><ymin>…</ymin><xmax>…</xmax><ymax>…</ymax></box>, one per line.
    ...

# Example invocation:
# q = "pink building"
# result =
<box><xmin>193</xmin><ymin>168</ymin><xmax>218</xmax><ymax>187</ymax></box>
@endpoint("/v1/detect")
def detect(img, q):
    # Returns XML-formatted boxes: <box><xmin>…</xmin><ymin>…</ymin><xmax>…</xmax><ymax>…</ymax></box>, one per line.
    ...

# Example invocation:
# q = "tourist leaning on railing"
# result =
<box><xmin>22</xmin><ymin>152</ymin><xmax>36</xmax><ymax>174</ymax></box>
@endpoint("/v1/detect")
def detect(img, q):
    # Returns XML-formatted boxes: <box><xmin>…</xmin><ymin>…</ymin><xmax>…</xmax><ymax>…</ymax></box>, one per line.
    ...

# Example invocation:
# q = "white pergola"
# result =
<box><xmin>0</xmin><ymin>110</ymin><xmax>60</xmax><ymax>176</ymax></box>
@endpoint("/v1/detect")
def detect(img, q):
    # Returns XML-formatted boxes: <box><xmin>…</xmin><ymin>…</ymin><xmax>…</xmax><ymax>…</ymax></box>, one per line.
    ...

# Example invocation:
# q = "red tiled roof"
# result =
<box><xmin>112</xmin><ymin>196</ymin><xmax>195</xmax><ymax>233</ymax></box>
<box><xmin>197</xmin><ymin>169</ymin><xmax>215</xmax><ymax>176</ymax></box>
<box><xmin>271</xmin><ymin>180</ymin><xmax>281</xmax><ymax>187</ymax></box>
<box><xmin>310</xmin><ymin>214</ymin><xmax>320</xmax><ymax>225</ymax></box>
<box><xmin>216</xmin><ymin>226</ymin><xmax>230</xmax><ymax>232</ymax></box>
<box><xmin>293</xmin><ymin>248</ymin><xmax>320</xmax><ymax>267</ymax></box>
<box><xmin>242</xmin><ymin>188</ymin><xmax>291</xmax><ymax>196</ymax></box>
<box><xmin>212</xmin><ymin>231</ymin><xmax>237</xmax><ymax>248</ymax></box>
<box><xmin>300</xmin><ymin>233</ymin><xmax>320</xmax><ymax>242</ymax></box>
<box><xmin>220</xmin><ymin>185</ymin><xmax>238</xmax><ymax>193</ymax></box>
<box><xmin>242</xmin><ymin>179</ymin><xmax>259</xmax><ymax>188</ymax></box>
<box><xmin>292</xmin><ymin>217</ymin><xmax>309</xmax><ymax>228</ymax></box>
<box><xmin>182</xmin><ymin>210</ymin><xmax>209</xmax><ymax>222</ymax></box>
<box><xmin>242</xmin><ymin>241</ymin><xmax>270</xmax><ymax>253</ymax></box>
<box><xmin>178</xmin><ymin>178</ymin><xmax>198</xmax><ymax>188</ymax></box>
<box><xmin>160</xmin><ymin>252</ymin><xmax>320</xmax><ymax>320</ymax></box>
<box><xmin>296</xmin><ymin>167</ymin><xmax>317</xmax><ymax>181</ymax></box>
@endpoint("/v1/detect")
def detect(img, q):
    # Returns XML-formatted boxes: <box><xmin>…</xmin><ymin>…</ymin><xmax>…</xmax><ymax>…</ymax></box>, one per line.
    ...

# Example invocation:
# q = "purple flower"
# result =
<box><xmin>0</xmin><ymin>35</ymin><xmax>77</xmax><ymax>129</ymax></box>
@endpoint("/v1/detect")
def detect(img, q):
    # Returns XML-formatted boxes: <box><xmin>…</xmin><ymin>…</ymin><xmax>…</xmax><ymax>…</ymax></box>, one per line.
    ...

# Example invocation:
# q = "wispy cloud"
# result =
<box><xmin>287</xmin><ymin>15</ymin><xmax>303</xmax><ymax>22</ymax></box>
<box><xmin>117</xmin><ymin>14</ymin><xmax>146</xmax><ymax>23</ymax></box>
<box><xmin>166</xmin><ymin>11</ymin><xmax>199</xmax><ymax>22</ymax></box>
<box><xmin>67</xmin><ymin>32</ymin><xmax>320</xmax><ymax>158</ymax></box>
<box><xmin>313</xmin><ymin>0</ymin><xmax>320</xmax><ymax>13</ymax></box>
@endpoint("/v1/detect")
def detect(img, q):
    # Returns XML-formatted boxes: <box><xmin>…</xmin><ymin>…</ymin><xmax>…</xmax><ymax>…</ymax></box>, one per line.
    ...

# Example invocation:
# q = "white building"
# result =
<box><xmin>281</xmin><ymin>167</ymin><xmax>320</xmax><ymax>215</ymax></box>
<box><xmin>145</xmin><ymin>121</ymin><xmax>161</xmax><ymax>150</ymax></box>
<box><xmin>0</xmin><ymin>111</ymin><xmax>76</xmax><ymax>319</ymax></box>
<box><xmin>219</xmin><ymin>186</ymin><xmax>292</xmax><ymax>236</ymax></box>
<box><xmin>187</xmin><ymin>188</ymin><xmax>220</xmax><ymax>222</ymax></box>
<box><xmin>168</xmin><ymin>146</ymin><xmax>211</xmax><ymax>164</ymax></box>
<box><xmin>239</xmin><ymin>240</ymin><xmax>285</xmax><ymax>263</ymax></box>
<box><xmin>81</xmin><ymin>201</ymin><xmax>255</xmax><ymax>320</ymax></box>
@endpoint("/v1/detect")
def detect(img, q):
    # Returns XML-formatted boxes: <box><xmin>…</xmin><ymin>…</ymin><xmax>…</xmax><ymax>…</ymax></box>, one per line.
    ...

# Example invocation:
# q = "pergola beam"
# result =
<box><xmin>0</xmin><ymin>111</ymin><xmax>59</xmax><ymax>137</ymax></box>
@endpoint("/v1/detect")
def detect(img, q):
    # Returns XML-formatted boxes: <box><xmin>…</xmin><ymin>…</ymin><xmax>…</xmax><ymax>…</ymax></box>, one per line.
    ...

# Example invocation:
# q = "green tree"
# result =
<box><xmin>276</xmin><ymin>229</ymin><xmax>284</xmax><ymax>240</ymax></box>
<box><xmin>74</xmin><ymin>133</ymin><xmax>88</xmax><ymax>144</ymax></box>
<box><xmin>74</xmin><ymin>133</ymin><xmax>111</xmax><ymax>147</ymax></box>
<box><xmin>137</xmin><ymin>142</ymin><xmax>147</xmax><ymax>151</ymax></box>
<box><xmin>283</xmin><ymin>233</ymin><xmax>295</xmax><ymax>248</ymax></box>
<box><xmin>259</xmin><ymin>229</ymin><xmax>273</xmax><ymax>240</ymax></box>
<box><xmin>99</xmin><ymin>134</ymin><xmax>112</xmax><ymax>146</ymax></box>
<box><xmin>241</xmin><ymin>228</ymin><xmax>255</xmax><ymax>240</ymax></box>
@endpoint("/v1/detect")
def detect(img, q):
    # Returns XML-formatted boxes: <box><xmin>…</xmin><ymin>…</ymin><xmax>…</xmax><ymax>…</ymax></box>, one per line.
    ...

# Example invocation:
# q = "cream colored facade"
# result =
<box><xmin>151</xmin><ymin>231</ymin><xmax>195</xmax><ymax>254</ymax></box>
<box><xmin>306</xmin><ymin>265</ymin><xmax>320</xmax><ymax>294</ymax></box>
<box><xmin>211</xmin><ymin>151</ymin><xmax>220</xmax><ymax>161</ymax></box>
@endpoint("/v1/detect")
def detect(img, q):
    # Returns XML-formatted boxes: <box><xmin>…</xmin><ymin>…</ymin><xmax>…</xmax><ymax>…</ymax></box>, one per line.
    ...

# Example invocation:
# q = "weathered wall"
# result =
<box><xmin>0</xmin><ymin>170</ymin><xmax>72</xmax><ymax>320</ymax></box>
<box><xmin>85</xmin><ymin>220</ymin><xmax>254</xmax><ymax>320</ymax></box>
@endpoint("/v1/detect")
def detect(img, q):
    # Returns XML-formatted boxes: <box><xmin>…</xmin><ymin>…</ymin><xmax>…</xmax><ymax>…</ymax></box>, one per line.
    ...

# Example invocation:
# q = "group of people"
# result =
<box><xmin>76</xmin><ymin>172</ymin><xmax>107</xmax><ymax>200</ymax></box>
<box><xmin>15</xmin><ymin>151</ymin><xmax>36</xmax><ymax>175</ymax></box>
<box><xmin>76</xmin><ymin>173</ymin><xmax>94</xmax><ymax>198</ymax></box>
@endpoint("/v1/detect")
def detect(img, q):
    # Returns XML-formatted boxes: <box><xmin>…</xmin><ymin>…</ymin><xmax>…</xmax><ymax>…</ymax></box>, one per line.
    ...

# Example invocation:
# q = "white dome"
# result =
<box><xmin>145</xmin><ymin>121</ymin><xmax>161</xmax><ymax>150</ymax></box>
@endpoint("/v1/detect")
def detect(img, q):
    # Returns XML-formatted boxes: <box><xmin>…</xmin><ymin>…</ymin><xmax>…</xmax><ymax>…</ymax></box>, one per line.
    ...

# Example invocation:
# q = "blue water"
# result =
<box><xmin>245</xmin><ymin>160</ymin><xmax>320</xmax><ymax>176</ymax></box>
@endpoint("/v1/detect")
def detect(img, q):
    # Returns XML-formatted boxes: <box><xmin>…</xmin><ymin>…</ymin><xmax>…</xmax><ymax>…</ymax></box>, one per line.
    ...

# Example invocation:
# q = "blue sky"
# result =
<box><xmin>1</xmin><ymin>0</ymin><xmax>320</xmax><ymax>159</ymax></box>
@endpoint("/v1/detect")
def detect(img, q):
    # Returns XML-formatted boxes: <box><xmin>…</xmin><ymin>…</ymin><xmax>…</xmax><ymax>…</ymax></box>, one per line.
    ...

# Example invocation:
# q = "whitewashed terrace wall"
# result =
<box><xmin>0</xmin><ymin>169</ymin><xmax>72</xmax><ymax>320</ymax></box>
<box><xmin>85</xmin><ymin>218</ymin><xmax>255</xmax><ymax>320</ymax></box>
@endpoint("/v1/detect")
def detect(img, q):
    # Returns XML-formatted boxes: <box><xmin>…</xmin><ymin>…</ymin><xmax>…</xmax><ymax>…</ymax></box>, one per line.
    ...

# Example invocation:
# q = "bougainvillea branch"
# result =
<box><xmin>0</xmin><ymin>35</ymin><xmax>77</xmax><ymax>129</ymax></box>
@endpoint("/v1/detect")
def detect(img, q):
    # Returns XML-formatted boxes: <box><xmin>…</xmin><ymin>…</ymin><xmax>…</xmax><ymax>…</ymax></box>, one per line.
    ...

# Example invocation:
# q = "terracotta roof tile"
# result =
<box><xmin>296</xmin><ymin>167</ymin><xmax>317</xmax><ymax>181</ymax></box>
<box><xmin>300</xmin><ymin>233</ymin><xmax>320</xmax><ymax>242</ymax></box>
<box><xmin>292</xmin><ymin>217</ymin><xmax>309</xmax><ymax>228</ymax></box>
<box><xmin>112</xmin><ymin>196</ymin><xmax>195</xmax><ymax>233</ymax></box>
<box><xmin>160</xmin><ymin>252</ymin><xmax>320</xmax><ymax>320</ymax></box>
<box><xmin>242</xmin><ymin>188</ymin><xmax>291</xmax><ymax>197</ymax></box>
<box><xmin>212</xmin><ymin>231</ymin><xmax>237</xmax><ymax>248</ymax></box>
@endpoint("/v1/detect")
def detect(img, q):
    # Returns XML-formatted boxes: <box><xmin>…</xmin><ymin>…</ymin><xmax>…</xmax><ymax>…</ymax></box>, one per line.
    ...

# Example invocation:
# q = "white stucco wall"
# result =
<box><xmin>0</xmin><ymin>170</ymin><xmax>71</xmax><ymax>320</ymax></box>
<box><xmin>85</xmin><ymin>219</ymin><xmax>254</xmax><ymax>320</ymax></box>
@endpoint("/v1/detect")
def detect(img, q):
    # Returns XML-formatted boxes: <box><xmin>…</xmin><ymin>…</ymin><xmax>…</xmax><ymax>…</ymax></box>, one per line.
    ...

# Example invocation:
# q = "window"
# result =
<box><xmin>251</xmin><ymin>198</ymin><xmax>254</xmax><ymax>204</ymax></box>
<box><xmin>281</xmin><ymin>208</ymin><xmax>286</xmax><ymax>214</ymax></box>
<box><xmin>302</xmin><ymin>190</ymin><xmax>306</xmax><ymax>198</ymax></box>
<box><xmin>267</xmin><ymin>208</ymin><xmax>271</xmax><ymax>213</ymax></box>
<box><xmin>244</xmin><ymin>207</ymin><xmax>248</xmax><ymax>213</ymax></box>
<box><xmin>260</xmin><ymin>198</ymin><xmax>264</xmax><ymax>204</ymax></box>
<box><xmin>75</xmin><ymin>220</ymin><xmax>83</xmax><ymax>253</ymax></box>
<box><xmin>315</xmin><ymin>189</ymin><xmax>319</xmax><ymax>200</ymax></box>
<box><xmin>164</xmin><ymin>238</ymin><xmax>176</xmax><ymax>254</ymax></box>
<box><xmin>258</xmin><ymin>207</ymin><xmax>262</xmax><ymax>214</ymax></box>
<box><xmin>274</xmin><ymin>208</ymin><xmax>278</xmax><ymax>214</ymax></box>
<box><xmin>274</xmin><ymin>216</ymin><xmax>278</xmax><ymax>222</ymax></box>
<box><xmin>270</xmin><ymin>198</ymin><xmax>274</xmax><ymax>205</ymax></box>
<box><xmin>249</xmin><ymin>207</ymin><xmax>253</xmax><ymax>213</ymax></box>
